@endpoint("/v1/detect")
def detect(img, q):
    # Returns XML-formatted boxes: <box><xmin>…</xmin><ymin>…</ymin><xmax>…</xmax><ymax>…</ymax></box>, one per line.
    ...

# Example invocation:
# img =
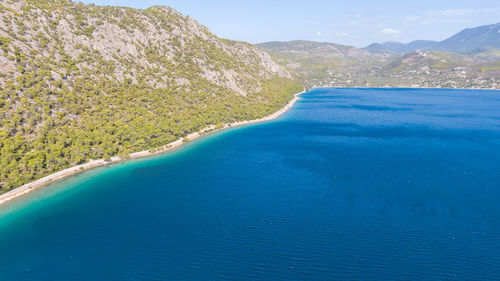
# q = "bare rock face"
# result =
<box><xmin>0</xmin><ymin>0</ymin><xmax>291</xmax><ymax>95</ymax></box>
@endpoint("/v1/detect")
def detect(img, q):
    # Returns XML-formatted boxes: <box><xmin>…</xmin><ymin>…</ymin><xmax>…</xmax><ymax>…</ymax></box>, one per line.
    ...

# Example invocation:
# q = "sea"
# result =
<box><xmin>1</xmin><ymin>88</ymin><xmax>499</xmax><ymax>280</ymax></box>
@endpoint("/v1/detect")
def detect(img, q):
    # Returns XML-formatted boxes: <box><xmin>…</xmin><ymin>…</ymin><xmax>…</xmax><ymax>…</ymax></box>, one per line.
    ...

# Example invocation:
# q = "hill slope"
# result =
<box><xmin>257</xmin><ymin>40</ymin><xmax>387</xmax><ymax>86</ymax></box>
<box><xmin>258</xmin><ymin>40</ymin><xmax>373</xmax><ymax>58</ymax></box>
<box><xmin>0</xmin><ymin>0</ymin><xmax>302</xmax><ymax>192</ymax></box>
<box><xmin>259</xmin><ymin>38</ymin><xmax>499</xmax><ymax>89</ymax></box>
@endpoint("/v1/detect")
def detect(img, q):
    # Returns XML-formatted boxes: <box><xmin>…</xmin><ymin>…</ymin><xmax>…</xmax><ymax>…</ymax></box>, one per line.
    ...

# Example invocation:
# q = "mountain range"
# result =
<box><xmin>375</xmin><ymin>22</ymin><xmax>500</xmax><ymax>55</ymax></box>
<box><xmin>258</xmin><ymin>23</ymin><xmax>500</xmax><ymax>88</ymax></box>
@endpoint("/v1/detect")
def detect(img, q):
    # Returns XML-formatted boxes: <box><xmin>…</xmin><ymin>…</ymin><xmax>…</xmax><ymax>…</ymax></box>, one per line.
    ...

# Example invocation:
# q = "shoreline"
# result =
<box><xmin>0</xmin><ymin>90</ymin><xmax>305</xmax><ymax>207</ymax></box>
<box><xmin>311</xmin><ymin>86</ymin><xmax>500</xmax><ymax>91</ymax></box>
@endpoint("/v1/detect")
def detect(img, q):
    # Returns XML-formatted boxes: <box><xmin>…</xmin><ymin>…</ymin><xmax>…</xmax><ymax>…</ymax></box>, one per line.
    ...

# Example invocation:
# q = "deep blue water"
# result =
<box><xmin>1</xmin><ymin>88</ymin><xmax>500</xmax><ymax>280</ymax></box>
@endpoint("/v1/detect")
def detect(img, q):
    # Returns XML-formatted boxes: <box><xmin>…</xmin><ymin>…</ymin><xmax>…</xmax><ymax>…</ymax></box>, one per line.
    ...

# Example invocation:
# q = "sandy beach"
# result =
<box><xmin>0</xmin><ymin>90</ymin><xmax>305</xmax><ymax>206</ymax></box>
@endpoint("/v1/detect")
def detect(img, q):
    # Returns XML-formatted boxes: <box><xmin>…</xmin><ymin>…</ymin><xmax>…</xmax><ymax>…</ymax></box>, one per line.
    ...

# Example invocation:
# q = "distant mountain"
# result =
<box><xmin>257</xmin><ymin>40</ymin><xmax>373</xmax><ymax>59</ymax></box>
<box><xmin>382</xmin><ymin>40</ymin><xmax>438</xmax><ymax>53</ymax></box>
<box><xmin>258</xmin><ymin>26</ymin><xmax>500</xmax><ymax>89</ymax></box>
<box><xmin>257</xmin><ymin>40</ymin><xmax>386</xmax><ymax>87</ymax></box>
<box><xmin>440</xmin><ymin>23</ymin><xmax>500</xmax><ymax>54</ymax></box>
<box><xmin>380</xmin><ymin>23</ymin><xmax>500</xmax><ymax>54</ymax></box>
<box><xmin>380</xmin><ymin>41</ymin><xmax>405</xmax><ymax>51</ymax></box>
<box><xmin>363</xmin><ymin>43</ymin><xmax>397</xmax><ymax>56</ymax></box>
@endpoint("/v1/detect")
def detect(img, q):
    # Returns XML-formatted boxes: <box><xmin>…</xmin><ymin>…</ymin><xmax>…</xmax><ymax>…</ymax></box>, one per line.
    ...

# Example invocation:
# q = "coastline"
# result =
<box><xmin>0</xmin><ymin>90</ymin><xmax>305</xmax><ymax>207</ymax></box>
<box><xmin>311</xmin><ymin>86</ymin><xmax>500</xmax><ymax>91</ymax></box>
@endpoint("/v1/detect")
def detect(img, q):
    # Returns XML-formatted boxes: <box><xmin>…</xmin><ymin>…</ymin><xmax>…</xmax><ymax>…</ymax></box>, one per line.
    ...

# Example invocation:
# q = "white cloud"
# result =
<box><xmin>426</xmin><ymin>8</ymin><xmax>497</xmax><ymax>17</ymax></box>
<box><xmin>315</xmin><ymin>31</ymin><xmax>322</xmax><ymax>37</ymax></box>
<box><xmin>397</xmin><ymin>8</ymin><xmax>498</xmax><ymax>26</ymax></box>
<box><xmin>335</xmin><ymin>32</ymin><xmax>349</xmax><ymax>37</ymax></box>
<box><xmin>377</xmin><ymin>28</ymin><xmax>400</xmax><ymax>36</ymax></box>
<box><xmin>419</xmin><ymin>18</ymin><xmax>470</xmax><ymax>25</ymax></box>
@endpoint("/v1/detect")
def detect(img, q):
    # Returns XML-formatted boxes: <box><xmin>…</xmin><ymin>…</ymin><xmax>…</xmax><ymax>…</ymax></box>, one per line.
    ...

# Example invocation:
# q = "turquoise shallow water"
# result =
<box><xmin>1</xmin><ymin>88</ymin><xmax>500</xmax><ymax>280</ymax></box>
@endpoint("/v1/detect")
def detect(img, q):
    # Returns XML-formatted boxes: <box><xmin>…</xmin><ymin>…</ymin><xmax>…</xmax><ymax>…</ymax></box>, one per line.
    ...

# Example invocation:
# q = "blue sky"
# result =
<box><xmin>80</xmin><ymin>0</ymin><xmax>500</xmax><ymax>47</ymax></box>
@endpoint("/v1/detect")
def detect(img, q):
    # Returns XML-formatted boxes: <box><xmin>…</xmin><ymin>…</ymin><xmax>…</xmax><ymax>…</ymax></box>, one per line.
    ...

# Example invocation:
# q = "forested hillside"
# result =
<box><xmin>0</xmin><ymin>0</ymin><xmax>302</xmax><ymax>192</ymax></box>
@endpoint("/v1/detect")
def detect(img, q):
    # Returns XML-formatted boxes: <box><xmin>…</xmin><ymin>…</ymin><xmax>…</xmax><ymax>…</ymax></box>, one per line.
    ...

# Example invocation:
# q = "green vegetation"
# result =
<box><xmin>473</xmin><ymin>47</ymin><xmax>500</xmax><ymax>61</ymax></box>
<box><xmin>0</xmin><ymin>0</ymin><xmax>302</xmax><ymax>193</ymax></box>
<box><xmin>0</xmin><ymin>36</ymin><xmax>11</xmax><ymax>53</ymax></box>
<box><xmin>479</xmin><ymin>61</ymin><xmax>500</xmax><ymax>72</ymax></box>
<box><xmin>258</xmin><ymin>41</ymin><xmax>499</xmax><ymax>89</ymax></box>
